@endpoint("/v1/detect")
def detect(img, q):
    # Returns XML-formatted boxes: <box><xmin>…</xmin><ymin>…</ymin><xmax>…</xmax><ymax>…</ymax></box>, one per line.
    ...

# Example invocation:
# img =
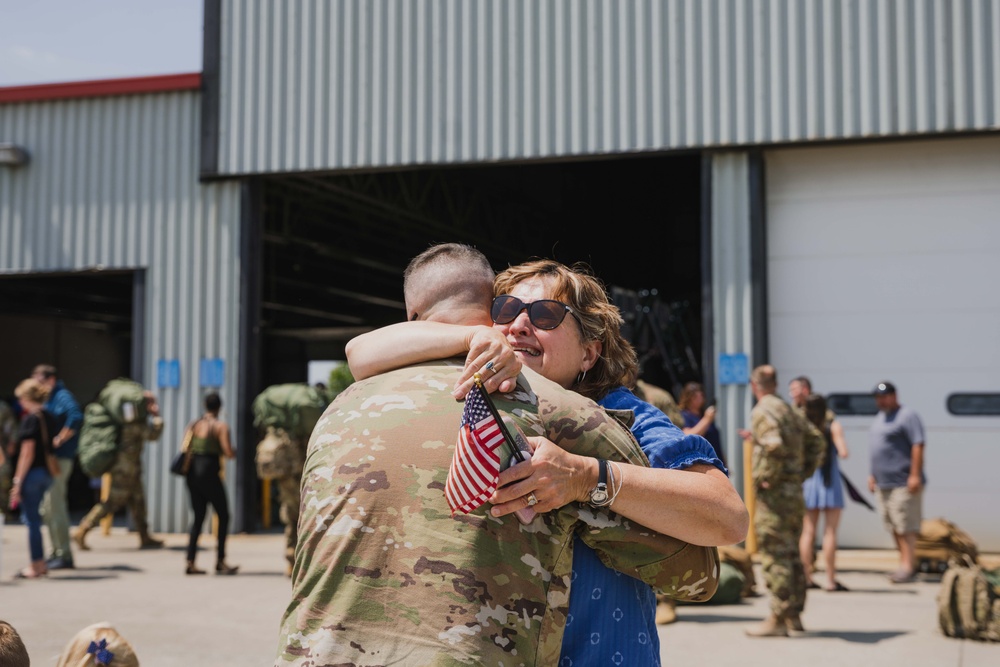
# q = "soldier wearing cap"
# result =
<box><xmin>868</xmin><ymin>381</ymin><xmax>926</xmax><ymax>584</ymax></box>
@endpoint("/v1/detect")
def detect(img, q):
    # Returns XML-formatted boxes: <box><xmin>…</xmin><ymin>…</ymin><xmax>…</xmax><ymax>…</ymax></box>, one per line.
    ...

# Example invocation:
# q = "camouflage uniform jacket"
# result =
<box><xmin>633</xmin><ymin>379</ymin><xmax>685</xmax><ymax>427</ymax></box>
<box><xmin>115</xmin><ymin>417</ymin><xmax>164</xmax><ymax>476</ymax></box>
<box><xmin>276</xmin><ymin>363</ymin><xmax>717</xmax><ymax>667</ymax></box>
<box><xmin>750</xmin><ymin>394</ymin><xmax>825</xmax><ymax>489</ymax></box>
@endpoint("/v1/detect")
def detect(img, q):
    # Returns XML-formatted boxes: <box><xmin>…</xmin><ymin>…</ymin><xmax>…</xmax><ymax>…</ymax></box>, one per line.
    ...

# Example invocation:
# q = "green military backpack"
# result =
<box><xmin>938</xmin><ymin>559</ymin><xmax>1000</xmax><ymax>642</ymax></box>
<box><xmin>77</xmin><ymin>378</ymin><xmax>148</xmax><ymax>478</ymax></box>
<box><xmin>252</xmin><ymin>383</ymin><xmax>329</xmax><ymax>441</ymax></box>
<box><xmin>77</xmin><ymin>402</ymin><xmax>121</xmax><ymax>478</ymax></box>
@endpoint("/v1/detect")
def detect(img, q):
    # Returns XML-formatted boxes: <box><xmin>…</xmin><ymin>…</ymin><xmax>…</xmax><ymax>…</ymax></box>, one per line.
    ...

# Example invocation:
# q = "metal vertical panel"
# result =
<box><xmin>0</xmin><ymin>91</ymin><xmax>242</xmax><ymax>533</ymax></box>
<box><xmin>211</xmin><ymin>0</ymin><xmax>1000</xmax><ymax>176</ymax></box>
<box><xmin>709</xmin><ymin>151</ymin><xmax>756</xmax><ymax>496</ymax></box>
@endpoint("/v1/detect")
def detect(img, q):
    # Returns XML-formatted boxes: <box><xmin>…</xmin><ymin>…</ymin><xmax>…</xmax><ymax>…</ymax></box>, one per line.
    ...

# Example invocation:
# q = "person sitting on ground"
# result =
<box><xmin>55</xmin><ymin>622</ymin><xmax>139</xmax><ymax>667</ymax></box>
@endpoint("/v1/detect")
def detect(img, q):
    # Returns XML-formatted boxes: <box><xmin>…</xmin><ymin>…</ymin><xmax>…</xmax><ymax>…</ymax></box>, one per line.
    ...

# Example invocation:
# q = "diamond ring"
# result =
<box><xmin>526</xmin><ymin>493</ymin><xmax>538</xmax><ymax>507</ymax></box>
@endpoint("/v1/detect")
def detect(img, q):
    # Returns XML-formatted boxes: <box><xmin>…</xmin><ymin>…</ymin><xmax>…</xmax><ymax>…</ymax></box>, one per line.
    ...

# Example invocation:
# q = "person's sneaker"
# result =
<box><xmin>890</xmin><ymin>571</ymin><xmax>918</xmax><ymax>584</ymax></box>
<box><xmin>46</xmin><ymin>556</ymin><xmax>75</xmax><ymax>570</ymax></box>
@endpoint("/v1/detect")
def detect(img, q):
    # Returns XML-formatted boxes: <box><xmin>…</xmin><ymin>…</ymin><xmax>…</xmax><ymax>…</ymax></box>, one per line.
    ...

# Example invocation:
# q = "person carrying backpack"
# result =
<box><xmin>73</xmin><ymin>383</ymin><xmax>165</xmax><ymax>550</ymax></box>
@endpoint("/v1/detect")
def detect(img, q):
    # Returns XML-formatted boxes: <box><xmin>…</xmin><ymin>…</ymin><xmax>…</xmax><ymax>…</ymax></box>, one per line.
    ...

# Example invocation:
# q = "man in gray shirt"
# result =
<box><xmin>867</xmin><ymin>381</ymin><xmax>926</xmax><ymax>583</ymax></box>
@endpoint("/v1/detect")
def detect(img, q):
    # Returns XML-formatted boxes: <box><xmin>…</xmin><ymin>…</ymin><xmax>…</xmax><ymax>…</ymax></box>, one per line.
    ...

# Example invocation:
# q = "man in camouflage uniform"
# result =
<box><xmin>0</xmin><ymin>398</ymin><xmax>18</xmax><ymax>518</ymax></box>
<box><xmin>276</xmin><ymin>244</ymin><xmax>718</xmax><ymax>666</ymax></box>
<box><xmin>74</xmin><ymin>390</ymin><xmax>165</xmax><ymax>550</ymax></box>
<box><xmin>745</xmin><ymin>365</ymin><xmax>825</xmax><ymax>637</ymax></box>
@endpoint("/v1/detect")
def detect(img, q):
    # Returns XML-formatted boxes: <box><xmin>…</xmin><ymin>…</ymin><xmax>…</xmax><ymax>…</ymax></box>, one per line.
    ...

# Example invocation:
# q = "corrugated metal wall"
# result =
<box><xmin>0</xmin><ymin>91</ymin><xmax>242</xmax><ymax>533</ymax></box>
<box><xmin>213</xmin><ymin>0</ymin><xmax>1000</xmax><ymax>176</ymax></box>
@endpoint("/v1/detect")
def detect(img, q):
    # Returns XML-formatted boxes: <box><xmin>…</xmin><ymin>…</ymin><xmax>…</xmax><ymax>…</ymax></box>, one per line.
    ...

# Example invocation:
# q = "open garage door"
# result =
<box><xmin>252</xmin><ymin>153</ymin><xmax>707</xmax><ymax>396</ymax></box>
<box><xmin>0</xmin><ymin>270</ymin><xmax>139</xmax><ymax>514</ymax></box>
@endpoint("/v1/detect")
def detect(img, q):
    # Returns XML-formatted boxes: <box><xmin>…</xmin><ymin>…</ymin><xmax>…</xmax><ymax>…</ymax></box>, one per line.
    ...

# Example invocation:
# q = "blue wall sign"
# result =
<box><xmin>718</xmin><ymin>353</ymin><xmax>749</xmax><ymax>385</ymax></box>
<box><xmin>157</xmin><ymin>359</ymin><xmax>181</xmax><ymax>389</ymax></box>
<box><xmin>200</xmin><ymin>358</ymin><xmax>225</xmax><ymax>388</ymax></box>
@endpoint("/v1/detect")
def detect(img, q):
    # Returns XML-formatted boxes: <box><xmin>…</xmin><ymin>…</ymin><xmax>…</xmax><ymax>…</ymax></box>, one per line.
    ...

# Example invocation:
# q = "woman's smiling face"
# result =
<box><xmin>494</xmin><ymin>276</ymin><xmax>600</xmax><ymax>390</ymax></box>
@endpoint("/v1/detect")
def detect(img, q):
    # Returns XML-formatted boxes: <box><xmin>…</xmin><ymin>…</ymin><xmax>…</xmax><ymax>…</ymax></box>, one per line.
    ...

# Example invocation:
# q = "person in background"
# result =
<box><xmin>678</xmin><ymin>381</ymin><xmax>726</xmax><ymax>469</ymax></box>
<box><xmin>10</xmin><ymin>378</ymin><xmax>59</xmax><ymax>579</ymax></box>
<box><xmin>633</xmin><ymin>378</ymin><xmax>685</xmax><ymax>426</ymax></box>
<box><xmin>744</xmin><ymin>365</ymin><xmax>825</xmax><ymax>637</ymax></box>
<box><xmin>800</xmin><ymin>393</ymin><xmax>850</xmax><ymax>592</ymax></box>
<box><xmin>32</xmin><ymin>364</ymin><xmax>83</xmax><ymax>571</ymax></box>
<box><xmin>183</xmin><ymin>392</ymin><xmax>238</xmax><ymax>576</ymax></box>
<box><xmin>73</xmin><ymin>389</ymin><xmax>165</xmax><ymax>551</ymax></box>
<box><xmin>0</xmin><ymin>620</ymin><xmax>31</xmax><ymax>667</ymax></box>
<box><xmin>0</xmin><ymin>397</ymin><xmax>19</xmax><ymax>519</ymax></box>
<box><xmin>868</xmin><ymin>381</ymin><xmax>926</xmax><ymax>584</ymax></box>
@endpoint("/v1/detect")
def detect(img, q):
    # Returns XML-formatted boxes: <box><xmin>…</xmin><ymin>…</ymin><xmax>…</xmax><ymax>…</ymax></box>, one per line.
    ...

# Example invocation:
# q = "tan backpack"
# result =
<box><xmin>938</xmin><ymin>560</ymin><xmax>1000</xmax><ymax>642</ymax></box>
<box><xmin>917</xmin><ymin>517</ymin><xmax>979</xmax><ymax>573</ymax></box>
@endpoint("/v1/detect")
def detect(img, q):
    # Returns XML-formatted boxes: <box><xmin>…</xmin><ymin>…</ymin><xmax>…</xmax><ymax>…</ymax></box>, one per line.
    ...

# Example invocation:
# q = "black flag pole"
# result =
<box><xmin>472</xmin><ymin>372</ymin><xmax>526</xmax><ymax>464</ymax></box>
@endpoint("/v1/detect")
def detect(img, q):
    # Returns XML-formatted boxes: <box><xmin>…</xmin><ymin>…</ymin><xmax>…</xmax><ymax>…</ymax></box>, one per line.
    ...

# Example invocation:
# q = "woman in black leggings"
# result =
<box><xmin>185</xmin><ymin>392</ymin><xmax>238</xmax><ymax>575</ymax></box>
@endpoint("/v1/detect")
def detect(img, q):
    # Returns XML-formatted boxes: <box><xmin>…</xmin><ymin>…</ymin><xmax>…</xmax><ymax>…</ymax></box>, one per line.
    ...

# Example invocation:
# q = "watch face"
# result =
<box><xmin>590</xmin><ymin>489</ymin><xmax>609</xmax><ymax>504</ymax></box>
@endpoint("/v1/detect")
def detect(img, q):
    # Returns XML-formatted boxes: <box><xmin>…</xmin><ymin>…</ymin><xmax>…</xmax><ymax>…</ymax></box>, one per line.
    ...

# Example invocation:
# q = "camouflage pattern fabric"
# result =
<box><xmin>0</xmin><ymin>401</ymin><xmax>15</xmax><ymax>513</ymax></box>
<box><xmin>634</xmin><ymin>379</ymin><xmax>684</xmax><ymax>427</ymax></box>
<box><xmin>750</xmin><ymin>394</ymin><xmax>825</xmax><ymax>618</ymax></box>
<box><xmin>276</xmin><ymin>363</ymin><xmax>718</xmax><ymax>667</ymax></box>
<box><xmin>275</xmin><ymin>472</ymin><xmax>301</xmax><ymax>565</ymax></box>
<box><xmin>78</xmin><ymin>418</ymin><xmax>164</xmax><ymax>535</ymax></box>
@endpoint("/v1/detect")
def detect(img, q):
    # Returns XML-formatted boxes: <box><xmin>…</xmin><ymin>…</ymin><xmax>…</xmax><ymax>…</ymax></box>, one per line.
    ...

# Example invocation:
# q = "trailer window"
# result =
<box><xmin>946</xmin><ymin>394</ymin><xmax>1000</xmax><ymax>416</ymax></box>
<box><xmin>825</xmin><ymin>393</ymin><xmax>878</xmax><ymax>416</ymax></box>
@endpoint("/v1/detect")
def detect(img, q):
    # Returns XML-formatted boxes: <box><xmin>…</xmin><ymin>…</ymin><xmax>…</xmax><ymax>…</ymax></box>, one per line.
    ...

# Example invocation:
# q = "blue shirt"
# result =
<box><xmin>681</xmin><ymin>408</ymin><xmax>727</xmax><ymax>470</ymax></box>
<box><xmin>869</xmin><ymin>405</ymin><xmax>926</xmax><ymax>488</ymax></box>
<box><xmin>43</xmin><ymin>381</ymin><xmax>83</xmax><ymax>459</ymax></box>
<box><xmin>560</xmin><ymin>386</ymin><xmax>727</xmax><ymax>667</ymax></box>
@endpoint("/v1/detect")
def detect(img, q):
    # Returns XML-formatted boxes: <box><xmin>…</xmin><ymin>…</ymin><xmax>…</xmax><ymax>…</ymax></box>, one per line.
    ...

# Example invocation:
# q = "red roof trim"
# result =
<box><xmin>0</xmin><ymin>73</ymin><xmax>202</xmax><ymax>104</ymax></box>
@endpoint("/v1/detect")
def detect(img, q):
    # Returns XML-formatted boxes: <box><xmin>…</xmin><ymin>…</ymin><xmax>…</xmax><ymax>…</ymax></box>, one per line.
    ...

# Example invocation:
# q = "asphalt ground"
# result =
<box><xmin>2</xmin><ymin>522</ymin><xmax>998</xmax><ymax>666</ymax></box>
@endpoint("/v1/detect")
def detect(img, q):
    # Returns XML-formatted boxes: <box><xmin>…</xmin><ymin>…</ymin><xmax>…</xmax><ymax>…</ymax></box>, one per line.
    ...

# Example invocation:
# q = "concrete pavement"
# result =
<box><xmin>2</xmin><ymin>522</ymin><xmax>998</xmax><ymax>666</ymax></box>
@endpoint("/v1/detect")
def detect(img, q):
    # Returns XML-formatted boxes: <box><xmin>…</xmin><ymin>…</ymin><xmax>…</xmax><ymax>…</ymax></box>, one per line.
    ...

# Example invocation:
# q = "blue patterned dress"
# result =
<box><xmin>559</xmin><ymin>386</ymin><xmax>727</xmax><ymax>666</ymax></box>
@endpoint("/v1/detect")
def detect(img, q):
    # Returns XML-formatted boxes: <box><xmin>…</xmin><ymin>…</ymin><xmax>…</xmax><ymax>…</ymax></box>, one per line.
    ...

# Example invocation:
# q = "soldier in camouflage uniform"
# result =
<box><xmin>276</xmin><ymin>244</ymin><xmax>719</xmax><ymax>666</ymax></box>
<box><xmin>745</xmin><ymin>365</ymin><xmax>826</xmax><ymax>637</ymax></box>
<box><xmin>0</xmin><ymin>398</ymin><xmax>18</xmax><ymax>518</ymax></box>
<box><xmin>272</xmin><ymin>434</ymin><xmax>305</xmax><ymax>574</ymax></box>
<box><xmin>74</xmin><ymin>391</ymin><xmax>165</xmax><ymax>550</ymax></box>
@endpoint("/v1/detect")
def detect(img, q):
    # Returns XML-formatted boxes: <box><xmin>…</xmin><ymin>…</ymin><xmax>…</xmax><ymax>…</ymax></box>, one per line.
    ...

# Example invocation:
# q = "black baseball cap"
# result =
<box><xmin>873</xmin><ymin>381</ymin><xmax>896</xmax><ymax>395</ymax></box>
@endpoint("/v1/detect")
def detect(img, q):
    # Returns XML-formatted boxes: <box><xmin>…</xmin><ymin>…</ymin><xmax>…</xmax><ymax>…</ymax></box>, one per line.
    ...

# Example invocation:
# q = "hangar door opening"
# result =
<box><xmin>0</xmin><ymin>270</ymin><xmax>138</xmax><ymax>516</ymax></box>
<box><xmin>252</xmin><ymin>153</ymin><xmax>707</xmax><ymax>397</ymax></box>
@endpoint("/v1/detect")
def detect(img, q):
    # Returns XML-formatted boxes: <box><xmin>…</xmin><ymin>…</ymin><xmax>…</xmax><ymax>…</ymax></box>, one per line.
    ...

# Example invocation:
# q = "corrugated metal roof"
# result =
<box><xmin>0</xmin><ymin>90</ymin><xmax>242</xmax><ymax>533</ymax></box>
<box><xmin>210</xmin><ymin>0</ymin><xmax>1000</xmax><ymax>176</ymax></box>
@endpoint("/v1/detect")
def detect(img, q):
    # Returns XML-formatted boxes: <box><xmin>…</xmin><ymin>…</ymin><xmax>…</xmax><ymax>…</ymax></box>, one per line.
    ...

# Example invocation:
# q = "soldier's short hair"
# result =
<box><xmin>751</xmin><ymin>365</ymin><xmax>777</xmax><ymax>391</ymax></box>
<box><xmin>790</xmin><ymin>375</ymin><xmax>812</xmax><ymax>392</ymax></box>
<box><xmin>403</xmin><ymin>243</ymin><xmax>495</xmax><ymax>321</ymax></box>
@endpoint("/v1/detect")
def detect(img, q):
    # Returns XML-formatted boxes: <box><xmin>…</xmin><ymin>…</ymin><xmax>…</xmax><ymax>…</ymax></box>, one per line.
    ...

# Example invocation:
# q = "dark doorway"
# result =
<box><xmin>0</xmin><ymin>270</ymin><xmax>136</xmax><ymax>512</ymax></box>
<box><xmin>256</xmin><ymin>152</ymin><xmax>704</xmax><ymax>394</ymax></box>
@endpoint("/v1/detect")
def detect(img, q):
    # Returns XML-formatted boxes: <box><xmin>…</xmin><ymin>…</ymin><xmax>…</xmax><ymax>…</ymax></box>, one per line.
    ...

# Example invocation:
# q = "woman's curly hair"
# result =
<box><xmin>494</xmin><ymin>259</ymin><xmax>638</xmax><ymax>402</ymax></box>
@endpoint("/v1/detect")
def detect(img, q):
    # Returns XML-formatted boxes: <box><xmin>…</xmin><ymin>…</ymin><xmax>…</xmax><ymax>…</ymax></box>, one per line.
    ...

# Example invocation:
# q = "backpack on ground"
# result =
<box><xmin>938</xmin><ymin>560</ymin><xmax>1000</xmax><ymax>642</ymax></box>
<box><xmin>917</xmin><ymin>517</ymin><xmax>979</xmax><ymax>573</ymax></box>
<box><xmin>719</xmin><ymin>544</ymin><xmax>758</xmax><ymax>598</ymax></box>
<box><xmin>77</xmin><ymin>402</ymin><xmax>121</xmax><ymax>477</ymax></box>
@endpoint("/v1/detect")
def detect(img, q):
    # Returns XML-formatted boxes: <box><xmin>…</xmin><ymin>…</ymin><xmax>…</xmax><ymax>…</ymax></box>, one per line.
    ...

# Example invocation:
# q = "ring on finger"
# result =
<box><xmin>485</xmin><ymin>360</ymin><xmax>500</xmax><ymax>374</ymax></box>
<box><xmin>526</xmin><ymin>492</ymin><xmax>538</xmax><ymax>507</ymax></box>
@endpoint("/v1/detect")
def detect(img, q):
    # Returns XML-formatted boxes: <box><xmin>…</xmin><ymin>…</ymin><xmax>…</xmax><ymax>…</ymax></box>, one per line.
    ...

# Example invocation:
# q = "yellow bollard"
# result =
<box><xmin>261</xmin><ymin>478</ymin><xmax>271</xmax><ymax>529</ymax></box>
<box><xmin>100</xmin><ymin>473</ymin><xmax>113</xmax><ymax>535</ymax></box>
<box><xmin>743</xmin><ymin>438</ymin><xmax>757</xmax><ymax>554</ymax></box>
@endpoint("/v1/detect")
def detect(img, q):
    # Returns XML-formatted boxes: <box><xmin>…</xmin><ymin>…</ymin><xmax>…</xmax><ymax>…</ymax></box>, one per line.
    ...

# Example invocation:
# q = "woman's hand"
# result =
<box><xmin>9</xmin><ymin>483</ymin><xmax>21</xmax><ymax>510</ymax></box>
<box><xmin>452</xmin><ymin>327</ymin><xmax>522</xmax><ymax>399</ymax></box>
<box><xmin>488</xmin><ymin>436</ymin><xmax>597</xmax><ymax>516</ymax></box>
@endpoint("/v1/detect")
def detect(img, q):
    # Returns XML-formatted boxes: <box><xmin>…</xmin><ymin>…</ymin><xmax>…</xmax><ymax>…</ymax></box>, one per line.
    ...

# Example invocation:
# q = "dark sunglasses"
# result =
<box><xmin>491</xmin><ymin>294</ymin><xmax>577</xmax><ymax>330</ymax></box>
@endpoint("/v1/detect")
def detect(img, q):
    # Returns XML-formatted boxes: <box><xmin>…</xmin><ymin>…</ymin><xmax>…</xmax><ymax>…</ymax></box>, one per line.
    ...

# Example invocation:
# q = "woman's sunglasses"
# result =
<box><xmin>491</xmin><ymin>294</ymin><xmax>578</xmax><ymax>330</ymax></box>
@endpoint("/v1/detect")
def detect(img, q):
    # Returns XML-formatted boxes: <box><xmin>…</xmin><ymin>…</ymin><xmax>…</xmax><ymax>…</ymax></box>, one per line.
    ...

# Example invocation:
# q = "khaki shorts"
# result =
<box><xmin>876</xmin><ymin>486</ymin><xmax>923</xmax><ymax>535</ymax></box>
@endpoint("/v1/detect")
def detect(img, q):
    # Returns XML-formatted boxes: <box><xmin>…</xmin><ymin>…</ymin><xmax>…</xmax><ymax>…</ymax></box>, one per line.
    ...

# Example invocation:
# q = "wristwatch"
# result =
<box><xmin>587</xmin><ymin>459</ymin><xmax>612</xmax><ymax>507</ymax></box>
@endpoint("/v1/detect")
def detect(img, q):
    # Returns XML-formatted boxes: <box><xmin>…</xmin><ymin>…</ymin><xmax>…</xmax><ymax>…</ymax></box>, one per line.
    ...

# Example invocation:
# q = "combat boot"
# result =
<box><xmin>72</xmin><ymin>525</ymin><xmax>91</xmax><ymax>551</ymax></box>
<box><xmin>745</xmin><ymin>613</ymin><xmax>789</xmax><ymax>637</ymax></box>
<box><xmin>139</xmin><ymin>533</ymin><xmax>164</xmax><ymax>549</ymax></box>
<box><xmin>785</xmin><ymin>614</ymin><xmax>805</xmax><ymax>634</ymax></box>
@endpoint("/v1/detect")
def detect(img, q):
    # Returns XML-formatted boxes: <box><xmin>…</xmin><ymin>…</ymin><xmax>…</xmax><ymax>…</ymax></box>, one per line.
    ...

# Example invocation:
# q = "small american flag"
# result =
<box><xmin>444</xmin><ymin>381</ymin><xmax>507</xmax><ymax>515</ymax></box>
